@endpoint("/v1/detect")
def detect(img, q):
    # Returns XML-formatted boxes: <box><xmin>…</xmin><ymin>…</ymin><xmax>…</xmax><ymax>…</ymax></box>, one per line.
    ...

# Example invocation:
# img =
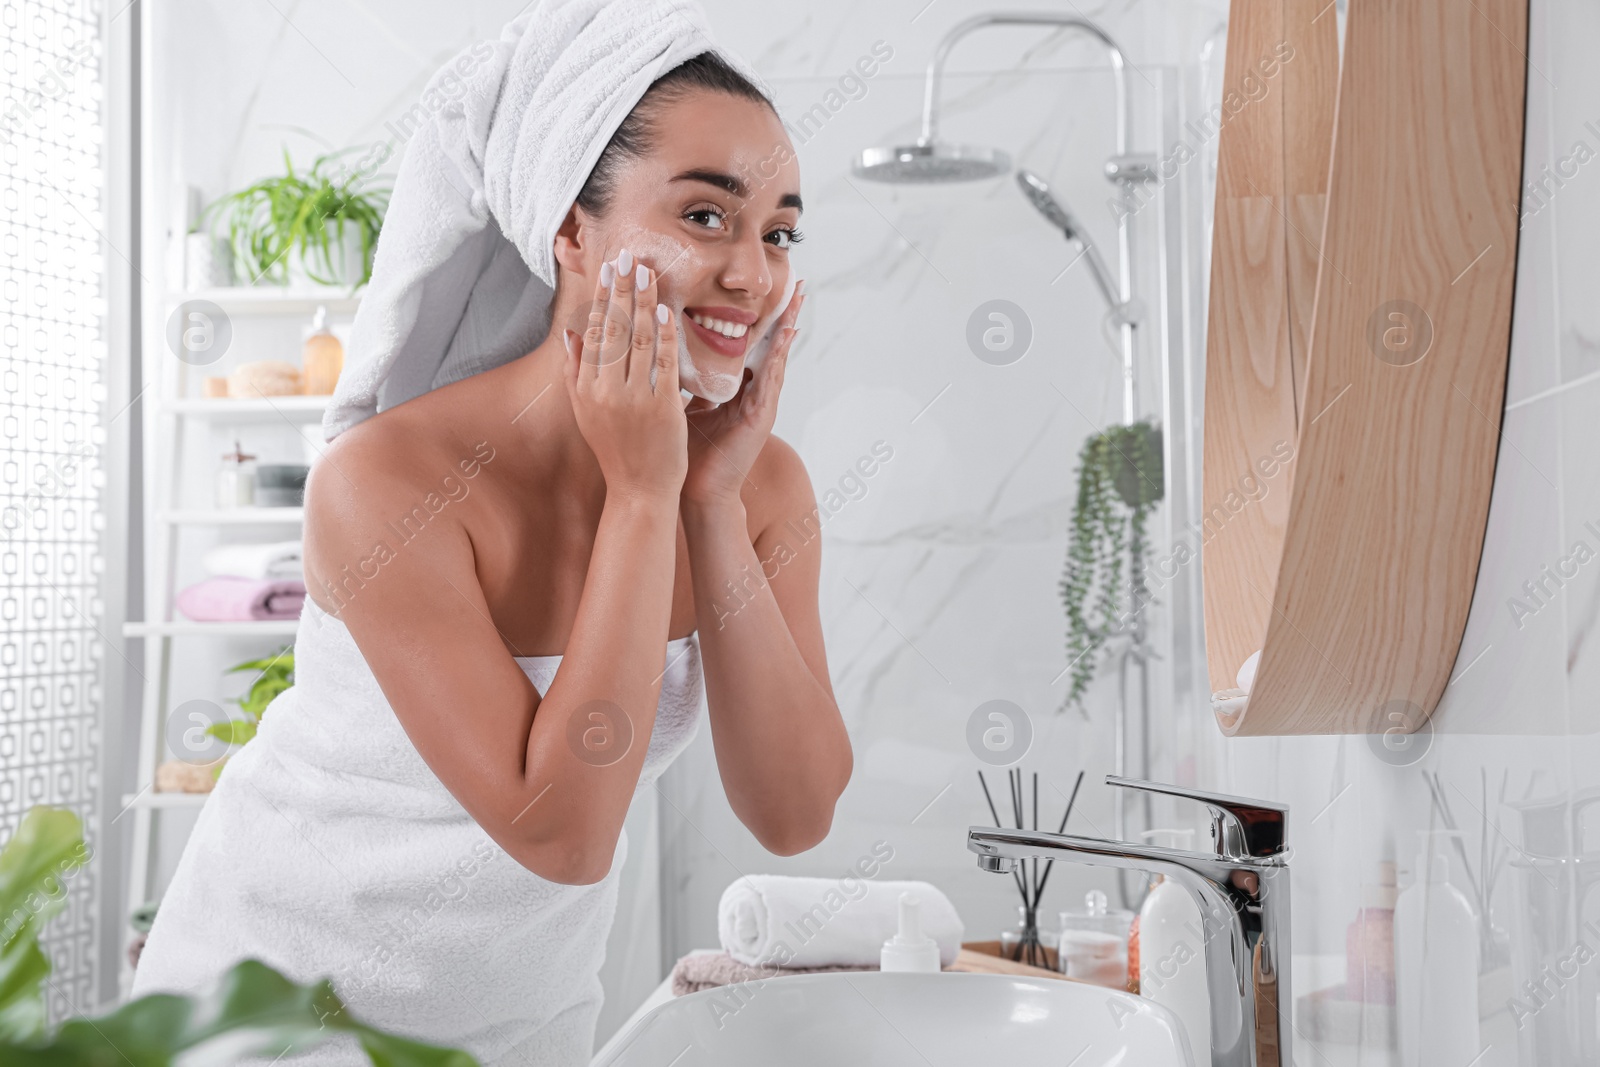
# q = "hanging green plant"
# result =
<box><xmin>204</xmin><ymin>646</ymin><xmax>294</xmax><ymax>779</ymax></box>
<box><xmin>1058</xmin><ymin>418</ymin><xmax>1163</xmax><ymax>714</ymax></box>
<box><xmin>199</xmin><ymin>144</ymin><xmax>390</xmax><ymax>289</ymax></box>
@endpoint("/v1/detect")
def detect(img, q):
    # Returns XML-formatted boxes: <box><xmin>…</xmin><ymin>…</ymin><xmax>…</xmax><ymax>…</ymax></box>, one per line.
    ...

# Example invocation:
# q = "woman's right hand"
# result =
<box><xmin>562</xmin><ymin>249</ymin><xmax>687</xmax><ymax>502</ymax></box>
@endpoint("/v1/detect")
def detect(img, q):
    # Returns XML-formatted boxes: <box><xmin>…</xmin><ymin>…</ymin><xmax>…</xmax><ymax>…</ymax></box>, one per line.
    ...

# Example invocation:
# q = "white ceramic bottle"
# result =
<box><xmin>1137</xmin><ymin>829</ymin><xmax>1210</xmax><ymax>1066</ymax></box>
<box><xmin>1394</xmin><ymin>829</ymin><xmax>1480</xmax><ymax>1067</ymax></box>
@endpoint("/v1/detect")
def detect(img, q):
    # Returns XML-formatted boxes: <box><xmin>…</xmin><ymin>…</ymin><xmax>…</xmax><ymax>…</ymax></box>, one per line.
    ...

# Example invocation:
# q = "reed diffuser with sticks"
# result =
<box><xmin>977</xmin><ymin>768</ymin><xmax>1085</xmax><ymax>968</ymax></box>
<box><xmin>1423</xmin><ymin>768</ymin><xmax>1517</xmax><ymax>970</ymax></box>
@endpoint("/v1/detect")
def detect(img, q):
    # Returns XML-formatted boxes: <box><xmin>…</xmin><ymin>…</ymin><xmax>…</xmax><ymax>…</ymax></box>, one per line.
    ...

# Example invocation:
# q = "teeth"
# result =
<box><xmin>688</xmin><ymin>312</ymin><xmax>749</xmax><ymax>339</ymax></box>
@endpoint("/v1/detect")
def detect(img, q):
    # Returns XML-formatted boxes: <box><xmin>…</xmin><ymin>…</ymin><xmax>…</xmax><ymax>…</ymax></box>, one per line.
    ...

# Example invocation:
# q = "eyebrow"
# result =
<box><xmin>670</xmin><ymin>168</ymin><xmax>803</xmax><ymax>215</ymax></box>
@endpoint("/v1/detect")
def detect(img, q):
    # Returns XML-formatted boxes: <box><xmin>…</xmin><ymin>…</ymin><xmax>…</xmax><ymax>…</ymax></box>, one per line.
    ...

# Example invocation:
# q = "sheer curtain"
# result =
<box><xmin>0</xmin><ymin>0</ymin><xmax>109</xmax><ymax>1021</ymax></box>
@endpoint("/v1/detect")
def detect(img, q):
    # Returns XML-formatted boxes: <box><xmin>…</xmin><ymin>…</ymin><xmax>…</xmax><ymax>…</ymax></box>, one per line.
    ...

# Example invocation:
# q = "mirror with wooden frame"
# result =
<box><xmin>1200</xmin><ymin>0</ymin><xmax>1530</xmax><ymax>735</ymax></box>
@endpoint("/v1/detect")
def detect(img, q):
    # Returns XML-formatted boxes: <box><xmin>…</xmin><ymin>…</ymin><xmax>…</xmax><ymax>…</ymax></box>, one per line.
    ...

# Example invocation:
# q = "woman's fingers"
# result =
<box><xmin>654</xmin><ymin>299</ymin><xmax>679</xmax><ymax>401</ymax></box>
<box><xmin>628</xmin><ymin>260</ymin><xmax>658</xmax><ymax>387</ymax></box>
<box><xmin>597</xmin><ymin>248</ymin><xmax>637</xmax><ymax>383</ymax></box>
<box><xmin>580</xmin><ymin>260</ymin><xmax>617</xmax><ymax>383</ymax></box>
<box><xmin>750</xmin><ymin>279</ymin><xmax>806</xmax><ymax>410</ymax></box>
<box><xmin>782</xmin><ymin>278</ymin><xmax>806</xmax><ymax>326</ymax></box>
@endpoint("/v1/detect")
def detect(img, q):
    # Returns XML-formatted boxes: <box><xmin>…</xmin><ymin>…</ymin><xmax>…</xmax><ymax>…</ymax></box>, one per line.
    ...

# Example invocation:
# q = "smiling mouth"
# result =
<box><xmin>684</xmin><ymin>308</ymin><xmax>754</xmax><ymax>359</ymax></box>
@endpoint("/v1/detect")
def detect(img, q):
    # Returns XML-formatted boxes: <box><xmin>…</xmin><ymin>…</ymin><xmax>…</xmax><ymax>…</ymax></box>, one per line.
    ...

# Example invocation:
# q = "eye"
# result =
<box><xmin>766</xmin><ymin>227</ymin><xmax>805</xmax><ymax>249</ymax></box>
<box><xmin>684</xmin><ymin>205</ymin><xmax>726</xmax><ymax>230</ymax></box>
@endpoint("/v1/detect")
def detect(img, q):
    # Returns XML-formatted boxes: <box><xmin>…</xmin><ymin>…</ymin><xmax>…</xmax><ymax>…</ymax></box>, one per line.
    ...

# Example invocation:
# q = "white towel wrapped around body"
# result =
<box><xmin>322</xmin><ymin>0</ymin><xmax>770</xmax><ymax>444</ymax></box>
<box><xmin>718</xmin><ymin>875</ymin><xmax>965</xmax><ymax>969</ymax></box>
<box><xmin>130</xmin><ymin>599</ymin><xmax>707</xmax><ymax>1066</ymax></box>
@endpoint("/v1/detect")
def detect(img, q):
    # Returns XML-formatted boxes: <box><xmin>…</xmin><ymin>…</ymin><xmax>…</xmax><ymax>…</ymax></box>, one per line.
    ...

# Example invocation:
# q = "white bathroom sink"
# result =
<box><xmin>591</xmin><ymin>971</ymin><xmax>1194</xmax><ymax>1066</ymax></box>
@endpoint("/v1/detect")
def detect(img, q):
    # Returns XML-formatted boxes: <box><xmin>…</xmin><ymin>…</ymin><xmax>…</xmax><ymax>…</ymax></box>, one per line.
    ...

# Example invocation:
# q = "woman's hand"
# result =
<box><xmin>682</xmin><ymin>280</ymin><xmax>806</xmax><ymax>508</ymax></box>
<box><xmin>563</xmin><ymin>251</ymin><xmax>687</xmax><ymax>503</ymax></box>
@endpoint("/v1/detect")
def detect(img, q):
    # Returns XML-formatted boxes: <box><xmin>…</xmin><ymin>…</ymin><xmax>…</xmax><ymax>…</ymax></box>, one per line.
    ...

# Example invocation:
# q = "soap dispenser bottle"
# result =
<box><xmin>1136</xmin><ymin>828</ymin><xmax>1209</xmax><ymax>1067</ymax></box>
<box><xmin>1394</xmin><ymin>829</ymin><xmax>1479</xmax><ymax>1067</ymax></box>
<box><xmin>301</xmin><ymin>305</ymin><xmax>344</xmax><ymax>395</ymax></box>
<box><xmin>880</xmin><ymin>892</ymin><xmax>941</xmax><ymax>972</ymax></box>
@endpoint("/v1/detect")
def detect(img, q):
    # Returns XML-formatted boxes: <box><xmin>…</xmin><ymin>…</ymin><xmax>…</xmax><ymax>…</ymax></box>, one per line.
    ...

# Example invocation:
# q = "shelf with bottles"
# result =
<box><xmin>169</xmin><ymin>296</ymin><xmax>350</xmax><ymax>419</ymax></box>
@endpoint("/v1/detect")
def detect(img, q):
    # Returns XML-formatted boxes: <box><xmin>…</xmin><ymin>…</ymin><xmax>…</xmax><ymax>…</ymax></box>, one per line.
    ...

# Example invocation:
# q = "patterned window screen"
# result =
<box><xmin>0</xmin><ymin>0</ymin><xmax>107</xmax><ymax>1021</ymax></box>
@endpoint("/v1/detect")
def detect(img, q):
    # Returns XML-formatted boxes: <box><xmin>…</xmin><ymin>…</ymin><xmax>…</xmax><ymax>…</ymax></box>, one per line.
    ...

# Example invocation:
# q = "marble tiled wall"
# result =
<box><xmin>143</xmin><ymin>0</ymin><xmax>1600</xmax><ymax>1061</ymax></box>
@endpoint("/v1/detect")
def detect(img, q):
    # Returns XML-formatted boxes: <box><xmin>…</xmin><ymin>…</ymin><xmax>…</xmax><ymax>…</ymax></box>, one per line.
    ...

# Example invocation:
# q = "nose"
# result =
<box><xmin>717</xmin><ymin>227</ymin><xmax>773</xmax><ymax>302</ymax></box>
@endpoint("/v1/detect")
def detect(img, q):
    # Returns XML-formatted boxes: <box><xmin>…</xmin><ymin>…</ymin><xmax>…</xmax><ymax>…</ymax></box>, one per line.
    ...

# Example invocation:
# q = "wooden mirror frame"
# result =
<box><xmin>1201</xmin><ymin>0</ymin><xmax>1530</xmax><ymax>735</ymax></box>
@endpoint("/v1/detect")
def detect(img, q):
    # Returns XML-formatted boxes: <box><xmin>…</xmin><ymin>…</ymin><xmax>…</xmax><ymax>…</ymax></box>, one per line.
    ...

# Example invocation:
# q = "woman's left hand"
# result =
<box><xmin>681</xmin><ymin>280</ymin><xmax>806</xmax><ymax>508</ymax></box>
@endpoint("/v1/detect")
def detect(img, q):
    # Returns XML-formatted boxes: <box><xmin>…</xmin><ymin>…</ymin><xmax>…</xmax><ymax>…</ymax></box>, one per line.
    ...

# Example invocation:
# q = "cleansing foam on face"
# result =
<box><xmin>742</xmin><ymin>271</ymin><xmax>798</xmax><ymax>376</ymax></box>
<box><xmin>613</xmin><ymin>227</ymin><xmax>797</xmax><ymax>403</ymax></box>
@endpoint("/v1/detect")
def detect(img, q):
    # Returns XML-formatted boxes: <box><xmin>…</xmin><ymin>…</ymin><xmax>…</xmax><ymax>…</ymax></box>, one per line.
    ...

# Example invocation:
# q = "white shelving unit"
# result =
<box><xmin>161</xmin><ymin>507</ymin><xmax>307</xmax><ymax>525</ymax></box>
<box><xmin>122</xmin><ymin>285</ymin><xmax>356</xmax><ymax>997</ymax></box>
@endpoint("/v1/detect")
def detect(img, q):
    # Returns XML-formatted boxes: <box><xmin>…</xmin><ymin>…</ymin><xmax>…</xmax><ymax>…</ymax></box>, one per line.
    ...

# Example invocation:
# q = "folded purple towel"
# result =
<box><xmin>670</xmin><ymin>951</ymin><xmax>876</xmax><ymax>997</ymax></box>
<box><xmin>175</xmin><ymin>576</ymin><xmax>306</xmax><ymax>622</ymax></box>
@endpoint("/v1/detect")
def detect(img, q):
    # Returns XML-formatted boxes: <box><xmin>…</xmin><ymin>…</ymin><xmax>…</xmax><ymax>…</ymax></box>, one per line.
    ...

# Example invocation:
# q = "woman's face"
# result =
<box><xmin>568</xmin><ymin>89</ymin><xmax>803</xmax><ymax>403</ymax></box>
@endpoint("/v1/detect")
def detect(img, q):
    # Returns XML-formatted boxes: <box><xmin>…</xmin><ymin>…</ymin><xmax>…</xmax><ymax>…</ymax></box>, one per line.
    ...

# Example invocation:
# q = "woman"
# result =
<box><xmin>130</xmin><ymin>48</ymin><xmax>852</xmax><ymax>1066</ymax></box>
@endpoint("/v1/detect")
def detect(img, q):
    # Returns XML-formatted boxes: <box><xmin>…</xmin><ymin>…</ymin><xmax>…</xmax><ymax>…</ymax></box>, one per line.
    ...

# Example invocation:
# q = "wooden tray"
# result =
<box><xmin>949</xmin><ymin>941</ymin><xmax>1069</xmax><ymax>981</ymax></box>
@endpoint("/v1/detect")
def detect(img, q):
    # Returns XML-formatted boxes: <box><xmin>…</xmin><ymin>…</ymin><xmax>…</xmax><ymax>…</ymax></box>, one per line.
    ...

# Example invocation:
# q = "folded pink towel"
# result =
<box><xmin>670</xmin><ymin>951</ymin><xmax>875</xmax><ymax>997</ymax></box>
<box><xmin>175</xmin><ymin>576</ymin><xmax>306</xmax><ymax>622</ymax></box>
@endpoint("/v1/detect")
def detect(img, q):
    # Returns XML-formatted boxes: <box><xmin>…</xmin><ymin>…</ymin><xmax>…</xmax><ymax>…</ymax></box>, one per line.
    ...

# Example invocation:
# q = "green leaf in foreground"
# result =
<box><xmin>0</xmin><ymin>806</ymin><xmax>478</xmax><ymax>1065</ymax></box>
<box><xmin>0</xmin><ymin>807</ymin><xmax>91</xmax><ymax>1044</ymax></box>
<box><xmin>1</xmin><ymin>957</ymin><xmax>480</xmax><ymax>1067</ymax></box>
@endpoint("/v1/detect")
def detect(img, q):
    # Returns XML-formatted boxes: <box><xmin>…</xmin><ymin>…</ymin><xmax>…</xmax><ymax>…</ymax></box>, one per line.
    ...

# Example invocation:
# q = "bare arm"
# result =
<box><xmin>683</xmin><ymin>438</ymin><xmax>852</xmax><ymax>854</ymax></box>
<box><xmin>304</xmin><ymin>254</ymin><xmax>687</xmax><ymax>885</ymax></box>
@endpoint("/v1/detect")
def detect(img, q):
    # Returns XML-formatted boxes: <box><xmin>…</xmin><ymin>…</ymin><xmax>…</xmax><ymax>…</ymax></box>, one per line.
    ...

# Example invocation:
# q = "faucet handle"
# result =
<box><xmin>1107</xmin><ymin>776</ymin><xmax>1288</xmax><ymax>859</ymax></box>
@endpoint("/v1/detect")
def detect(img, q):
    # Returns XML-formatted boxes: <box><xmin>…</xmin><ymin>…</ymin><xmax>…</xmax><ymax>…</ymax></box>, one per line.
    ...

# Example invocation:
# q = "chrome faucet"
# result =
<box><xmin>967</xmin><ymin>776</ymin><xmax>1290</xmax><ymax>1067</ymax></box>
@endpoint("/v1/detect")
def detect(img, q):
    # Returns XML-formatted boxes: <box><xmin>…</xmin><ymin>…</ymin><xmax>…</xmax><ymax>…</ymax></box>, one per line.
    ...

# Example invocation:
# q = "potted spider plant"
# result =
<box><xmin>198</xmin><ymin>144</ymin><xmax>390</xmax><ymax>291</ymax></box>
<box><xmin>1058</xmin><ymin>417</ymin><xmax>1163</xmax><ymax>714</ymax></box>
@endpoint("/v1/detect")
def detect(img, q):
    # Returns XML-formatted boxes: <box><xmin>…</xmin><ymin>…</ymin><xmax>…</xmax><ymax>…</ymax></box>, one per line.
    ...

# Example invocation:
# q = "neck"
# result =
<box><xmin>496</xmin><ymin>325</ymin><xmax>608</xmax><ymax>504</ymax></box>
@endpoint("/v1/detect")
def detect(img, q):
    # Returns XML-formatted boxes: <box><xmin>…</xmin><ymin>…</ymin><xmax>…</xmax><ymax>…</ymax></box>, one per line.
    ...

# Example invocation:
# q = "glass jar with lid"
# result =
<box><xmin>1058</xmin><ymin>888</ymin><xmax>1134</xmax><ymax>988</ymax></box>
<box><xmin>216</xmin><ymin>439</ymin><xmax>257</xmax><ymax>509</ymax></box>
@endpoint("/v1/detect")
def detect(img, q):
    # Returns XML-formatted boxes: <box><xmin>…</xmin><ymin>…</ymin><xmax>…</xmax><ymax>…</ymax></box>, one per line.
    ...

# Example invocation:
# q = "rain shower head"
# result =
<box><xmin>852</xmin><ymin>140</ymin><xmax>1011</xmax><ymax>184</ymax></box>
<box><xmin>854</xmin><ymin>13</ymin><xmax>1134</xmax><ymax>186</ymax></box>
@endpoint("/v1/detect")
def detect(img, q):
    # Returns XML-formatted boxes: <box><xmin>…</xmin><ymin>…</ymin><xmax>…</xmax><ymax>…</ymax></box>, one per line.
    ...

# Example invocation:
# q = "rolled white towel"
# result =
<box><xmin>201</xmin><ymin>540</ymin><xmax>303</xmax><ymax>581</ymax></box>
<box><xmin>718</xmin><ymin>875</ymin><xmax>963</xmax><ymax>969</ymax></box>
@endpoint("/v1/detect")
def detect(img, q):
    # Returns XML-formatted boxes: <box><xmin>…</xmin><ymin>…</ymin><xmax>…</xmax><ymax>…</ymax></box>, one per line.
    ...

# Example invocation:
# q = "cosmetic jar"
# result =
<box><xmin>255</xmin><ymin>464</ymin><xmax>309</xmax><ymax>507</ymax></box>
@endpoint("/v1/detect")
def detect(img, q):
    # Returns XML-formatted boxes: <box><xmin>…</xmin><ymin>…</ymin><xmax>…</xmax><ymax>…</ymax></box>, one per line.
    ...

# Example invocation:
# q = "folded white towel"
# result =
<box><xmin>201</xmin><ymin>540</ymin><xmax>302</xmax><ymax>581</ymax></box>
<box><xmin>718</xmin><ymin>875</ymin><xmax>964</xmax><ymax>969</ymax></box>
<box><xmin>322</xmin><ymin>0</ymin><xmax>770</xmax><ymax>443</ymax></box>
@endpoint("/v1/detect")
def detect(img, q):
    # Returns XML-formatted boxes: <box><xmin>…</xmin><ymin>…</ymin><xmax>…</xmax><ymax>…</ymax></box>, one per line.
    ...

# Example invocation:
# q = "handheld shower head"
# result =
<box><xmin>1015</xmin><ymin>168</ymin><xmax>1123</xmax><ymax>315</ymax></box>
<box><xmin>1017</xmin><ymin>170</ymin><xmax>1086</xmax><ymax>240</ymax></box>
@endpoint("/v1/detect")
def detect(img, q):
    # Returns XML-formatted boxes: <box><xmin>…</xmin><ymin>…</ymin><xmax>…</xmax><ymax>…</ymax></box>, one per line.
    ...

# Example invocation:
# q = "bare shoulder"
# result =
<box><xmin>744</xmin><ymin>432</ymin><xmax>817</xmax><ymax>537</ymax></box>
<box><xmin>307</xmin><ymin>411</ymin><xmax>424</xmax><ymax>529</ymax></box>
<box><xmin>302</xmin><ymin>407</ymin><xmax>489</xmax><ymax>613</ymax></box>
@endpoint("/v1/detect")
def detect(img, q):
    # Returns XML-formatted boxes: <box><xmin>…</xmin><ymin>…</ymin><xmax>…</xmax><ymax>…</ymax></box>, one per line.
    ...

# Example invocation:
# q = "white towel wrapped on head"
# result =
<box><xmin>718</xmin><ymin>875</ymin><xmax>964</xmax><ymax>969</ymax></box>
<box><xmin>322</xmin><ymin>0</ymin><xmax>770</xmax><ymax>443</ymax></box>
